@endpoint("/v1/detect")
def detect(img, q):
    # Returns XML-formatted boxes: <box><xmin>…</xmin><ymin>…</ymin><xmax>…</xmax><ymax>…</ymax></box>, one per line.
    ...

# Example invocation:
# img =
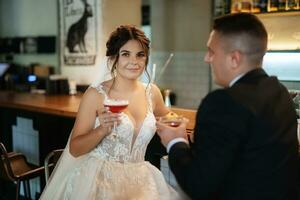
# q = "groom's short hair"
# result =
<box><xmin>213</xmin><ymin>13</ymin><xmax>268</xmax><ymax>66</ymax></box>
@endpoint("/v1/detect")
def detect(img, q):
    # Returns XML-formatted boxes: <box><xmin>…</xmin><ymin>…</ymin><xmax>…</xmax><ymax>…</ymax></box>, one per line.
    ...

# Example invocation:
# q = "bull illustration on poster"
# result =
<box><xmin>60</xmin><ymin>0</ymin><xmax>97</xmax><ymax>66</ymax></box>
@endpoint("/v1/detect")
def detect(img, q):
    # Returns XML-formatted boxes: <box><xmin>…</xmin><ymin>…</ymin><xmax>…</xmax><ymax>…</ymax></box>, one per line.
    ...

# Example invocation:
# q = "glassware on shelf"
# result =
<box><xmin>268</xmin><ymin>0</ymin><xmax>279</xmax><ymax>12</ymax></box>
<box><xmin>252</xmin><ymin>0</ymin><xmax>262</xmax><ymax>13</ymax></box>
<box><xmin>278</xmin><ymin>0</ymin><xmax>287</xmax><ymax>11</ymax></box>
<box><xmin>221</xmin><ymin>0</ymin><xmax>299</xmax><ymax>15</ymax></box>
<box><xmin>260</xmin><ymin>0</ymin><xmax>269</xmax><ymax>12</ymax></box>
<box><xmin>287</xmin><ymin>0</ymin><xmax>299</xmax><ymax>10</ymax></box>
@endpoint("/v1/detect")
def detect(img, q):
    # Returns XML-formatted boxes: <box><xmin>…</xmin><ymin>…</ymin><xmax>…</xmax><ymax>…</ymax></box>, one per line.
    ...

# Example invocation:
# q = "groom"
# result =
<box><xmin>156</xmin><ymin>13</ymin><xmax>298</xmax><ymax>200</ymax></box>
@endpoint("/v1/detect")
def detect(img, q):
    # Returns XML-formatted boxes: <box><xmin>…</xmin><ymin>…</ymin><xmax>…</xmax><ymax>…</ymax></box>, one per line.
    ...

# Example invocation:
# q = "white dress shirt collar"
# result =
<box><xmin>229</xmin><ymin>73</ymin><xmax>245</xmax><ymax>87</ymax></box>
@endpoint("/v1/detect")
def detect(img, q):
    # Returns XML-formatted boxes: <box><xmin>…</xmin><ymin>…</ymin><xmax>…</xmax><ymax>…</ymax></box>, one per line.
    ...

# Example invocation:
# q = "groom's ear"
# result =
<box><xmin>229</xmin><ymin>50</ymin><xmax>242</xmax><ymax>70</ymax></box>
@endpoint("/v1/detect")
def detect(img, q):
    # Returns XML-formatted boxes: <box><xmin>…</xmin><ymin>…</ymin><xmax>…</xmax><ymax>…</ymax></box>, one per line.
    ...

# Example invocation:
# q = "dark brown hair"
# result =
<box><xmin>213</xmin><ymin>13</ymin><xmax>267</xmax><ymax>65</ymax></box>
<box><xmin>106</xmin><ymin>25</ymin><xmax>151</xmax><ymax>87</ymax></box>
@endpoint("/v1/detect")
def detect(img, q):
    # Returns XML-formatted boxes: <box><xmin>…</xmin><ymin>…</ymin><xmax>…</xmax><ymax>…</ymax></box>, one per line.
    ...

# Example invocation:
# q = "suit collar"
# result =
<box><xmin>234</xmin><ymin>68</ymin><xmax>268</xmax><ymax>85</ymax></box>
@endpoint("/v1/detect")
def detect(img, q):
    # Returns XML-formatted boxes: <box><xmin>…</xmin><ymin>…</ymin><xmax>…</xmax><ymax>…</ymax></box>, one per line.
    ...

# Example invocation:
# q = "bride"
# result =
<box><xmin>40</xmin><ymin>25</ymin><xmax>185</xmax><ymax>199</ymax></box>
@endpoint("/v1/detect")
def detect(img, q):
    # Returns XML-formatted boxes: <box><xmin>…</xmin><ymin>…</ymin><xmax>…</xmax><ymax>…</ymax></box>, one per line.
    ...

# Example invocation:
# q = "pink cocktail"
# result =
<box><xmin>104</xmin><ymin>99</ymin><xmax>129</xmax><ymax>113</ymax></box>
<box><xmin>103</xmin><ymin>99</ymin><xmax>129</xmax><ymax>138</ymax></box>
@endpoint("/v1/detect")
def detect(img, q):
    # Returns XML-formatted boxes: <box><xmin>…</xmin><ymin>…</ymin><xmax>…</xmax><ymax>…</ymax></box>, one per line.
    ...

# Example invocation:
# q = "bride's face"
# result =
<box><xmin>116</xmin><ymin>39</ymin><xmax>147</xmax><ymax>80</ymax></box>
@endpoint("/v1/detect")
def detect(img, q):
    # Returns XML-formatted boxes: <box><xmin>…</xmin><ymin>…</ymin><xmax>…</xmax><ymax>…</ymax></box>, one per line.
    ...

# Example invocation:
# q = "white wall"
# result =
<box><xmin>0</xmin><ymin>1</ymin><xmax>57</xmax><ymax>36</ymax></box>
<box><xmin>150</xmin><ymin>0</ymin><xmax>212</xmax><ymax>109</ymax></box>
<box><xmin>151</xmin><ymin>0</ymin><xmax>211</xmax><ymax>51</ymax></box>
<box><xmin>0</xmin><ymin>0</ymin><xmax>59</xmax><ymax>69</ymax></box>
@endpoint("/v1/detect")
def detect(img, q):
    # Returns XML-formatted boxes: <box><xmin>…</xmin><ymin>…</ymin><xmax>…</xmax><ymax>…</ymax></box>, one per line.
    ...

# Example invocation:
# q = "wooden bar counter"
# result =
<box><xmin>0</xmin><ymin>91</ymin><xmax>196</xmax><ymax>127</ymax></box>
<box><xmin>0</xmin><ymin>91</ymin><xmax>196</xmax><ymax>168</ymax></box>
<box><xmin>0</xmin><ymin>91</ymin><xmax>82</xmax><ymax>118</ymax></box>
<box><xmin>0</xmin><ymin>91</ymin><xmax>79</xmax><ymax>166</ymax></box>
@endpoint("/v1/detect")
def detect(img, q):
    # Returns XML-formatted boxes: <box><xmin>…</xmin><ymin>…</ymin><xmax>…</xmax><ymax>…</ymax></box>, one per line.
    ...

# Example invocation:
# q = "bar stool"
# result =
<box><xmin>0</xmin><ymin>142</ymin><xmax>45</xmax><ymax>200</ymax></box>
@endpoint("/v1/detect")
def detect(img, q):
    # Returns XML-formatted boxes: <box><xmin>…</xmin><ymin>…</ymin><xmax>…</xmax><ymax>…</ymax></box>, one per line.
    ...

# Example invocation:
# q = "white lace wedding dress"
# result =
<box><xmin>40</xmin><ymin>83</ymin><xmax>182</xmax><ymax>200</ymax></box>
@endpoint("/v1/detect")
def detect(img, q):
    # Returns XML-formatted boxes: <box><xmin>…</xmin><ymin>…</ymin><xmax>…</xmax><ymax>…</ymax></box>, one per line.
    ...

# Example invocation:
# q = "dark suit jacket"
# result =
<box><xmin>169</xmin><ymin>68</ymin><xmax>299</xmax><ymax>200</ymax></box>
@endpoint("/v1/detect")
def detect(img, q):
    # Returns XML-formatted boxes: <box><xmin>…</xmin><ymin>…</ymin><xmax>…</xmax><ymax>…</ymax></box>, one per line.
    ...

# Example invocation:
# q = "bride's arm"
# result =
<box><xmin>69</xmin><ymin>88</ymin><xmax>119</xmax><ymax>157</ymax></box>
<box><xmin>151</xmin><ymin>84</ymin><xmax>171</xmax><ymax>117</ymax></box>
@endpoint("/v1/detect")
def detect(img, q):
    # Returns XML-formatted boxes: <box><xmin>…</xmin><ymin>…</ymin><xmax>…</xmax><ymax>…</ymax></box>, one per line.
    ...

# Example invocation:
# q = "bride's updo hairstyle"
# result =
<box><xmin>105</xmin><ymin>25</ymin><xmax>151</xmax><ymax>81</ymax></box>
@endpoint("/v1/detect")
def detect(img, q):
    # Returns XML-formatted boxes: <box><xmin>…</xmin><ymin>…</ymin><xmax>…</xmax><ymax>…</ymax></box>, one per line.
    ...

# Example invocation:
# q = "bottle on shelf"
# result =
<box><xmin>287</xmin><ymin>0</ymin><xmax>299</xmax><ymax>10</ymax></box>
<box><xmin>252</xmin><ymin>0</ymin><xmax>262</xmax><ymax>13</ymax></box>
<box><xmin>224</xmin><ymin>0</ymin><xmax>232</xmax><ymax>14</ymax></box>
<box><xmin>214</xmin><ymin>0</ymin><xmax>232</xmax><ymax>16</ymax></box>
<box><xmin>164</xmin><ymin>89</ymin><xmax>172</xmax><ymax>108</ymax></box>
<box><xmin>259</xmin><ymin>0</ymin><xmax>268</xmax><ymax>12</ymax></box>
<box><xmin>278</xmin><ymin>0</ymin><xmax>287</xmax><ymax>11</ymax></box>
<box><xmin>231</xmin><ymin>0</ymin><xmax>241</xmax><ymax>13</ymax></box>
<box><xmin>226</xmin><ymin>0</ymin><xmax>299</xmax><ymax>14</ymax></box>
<box><xmin>268</xmin><ymin>0</ymin><xmax>279</xmax><ymax>12</ymax></box>
<box><xmin>241</xmin><ymin>0</ymin><xmax>253</xmax><ymax>12</ymax></box>
<box><xmin>214</xmin><ymin>0</ymin><xmax>225</xmax><ymax>16</ymax></box>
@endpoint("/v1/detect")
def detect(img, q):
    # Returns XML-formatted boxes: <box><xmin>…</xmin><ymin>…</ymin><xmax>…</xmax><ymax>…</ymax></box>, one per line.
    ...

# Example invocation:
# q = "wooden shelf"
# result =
<box><xmin>256</xmin><ymin>10</ymin><xmax>300</xmax><ymax>17</ymax></box>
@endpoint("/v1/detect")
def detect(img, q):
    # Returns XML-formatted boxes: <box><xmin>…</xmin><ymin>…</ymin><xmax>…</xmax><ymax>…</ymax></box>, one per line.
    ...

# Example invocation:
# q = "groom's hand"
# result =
<box><xmin>156</xmin><ymin>119</ymin><xmax>188</xmax><ymax>147</ymax></box>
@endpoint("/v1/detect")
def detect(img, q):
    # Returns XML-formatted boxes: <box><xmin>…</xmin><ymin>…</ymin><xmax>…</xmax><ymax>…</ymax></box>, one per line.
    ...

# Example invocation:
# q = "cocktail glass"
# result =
<box><xmin>159</xmin><ymin>115</ymin><xmax>183</xmax><ymax>127</ymax></box>
<box><xmin>159</xmin><ymin>115</ymin><xmax>193</xmax><ymax>143</ymax></box>
<box><xmin>103</xmin><ymin>99</ymin><xmax>129</xmax><ymax>138</ymax></box>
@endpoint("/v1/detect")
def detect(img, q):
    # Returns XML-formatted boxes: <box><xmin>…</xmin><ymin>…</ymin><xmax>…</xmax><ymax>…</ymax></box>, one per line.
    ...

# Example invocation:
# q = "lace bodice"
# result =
<box><xmin>89</xmin><ymin>83</ymin><xmax>156</xmax><ymax>163</ymax></box>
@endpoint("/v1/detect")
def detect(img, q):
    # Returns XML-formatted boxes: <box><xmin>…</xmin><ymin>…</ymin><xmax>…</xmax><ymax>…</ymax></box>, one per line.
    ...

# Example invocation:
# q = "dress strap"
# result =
<box><xmin>143</xmin><ymin>83</ymin><xmax>153</xmax><ymax>113</ymax></box>
<box><xmin>90</xmin><ymin>83</ymin><xmax>108</xmax><ymax>99</ymax></box>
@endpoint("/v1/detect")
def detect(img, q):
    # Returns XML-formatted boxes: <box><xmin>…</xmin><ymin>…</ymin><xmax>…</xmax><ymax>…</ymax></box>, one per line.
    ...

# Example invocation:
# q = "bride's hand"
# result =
<box><xmin>97</xmin><ymin>108</ymin><xmax>121</xmax><ymax>135</ymax></box>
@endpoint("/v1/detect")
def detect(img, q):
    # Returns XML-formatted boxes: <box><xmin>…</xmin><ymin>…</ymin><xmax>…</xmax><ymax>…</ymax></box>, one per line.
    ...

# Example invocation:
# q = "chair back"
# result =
<box><xmin>0</xmin><ymin>142</ymin><xmax>45</xmax><ymax>200</ymax></box>
<box><xmin>0</xmin><ymin>142</ymin><xmax>16</xmax><ymax>181</ymax></box>
<box><xmin>44</xmin><ymin>149</ymin><xmax>64</xmax><ymax>182</ymax></box>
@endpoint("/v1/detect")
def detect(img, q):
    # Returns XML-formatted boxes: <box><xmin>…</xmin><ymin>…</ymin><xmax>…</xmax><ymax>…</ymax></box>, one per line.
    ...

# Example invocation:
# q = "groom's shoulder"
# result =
<box><xmin>201</xmin><ymin>89</ymin><xmax>230</xmax><ymax>106</ymax></box>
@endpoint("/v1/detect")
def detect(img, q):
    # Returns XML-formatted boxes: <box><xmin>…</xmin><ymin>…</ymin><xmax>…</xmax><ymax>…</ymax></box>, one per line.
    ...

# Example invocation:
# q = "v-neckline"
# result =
<box><xmin>123</xmin><ymin>109</ymin><xmax>150</xmax><ymax>135</ymax></box>
<box><xmin>122</xmin><ymin>111</ymin><xmax>151</xmax><ymax>153</ymax></box>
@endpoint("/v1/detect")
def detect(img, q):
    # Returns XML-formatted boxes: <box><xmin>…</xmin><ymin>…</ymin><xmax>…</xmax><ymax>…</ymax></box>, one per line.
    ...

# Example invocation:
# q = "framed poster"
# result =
<box><xmin>59</xmin><ymin>0</ymin><xmax>98</xmax><ymax>66</ymax></box>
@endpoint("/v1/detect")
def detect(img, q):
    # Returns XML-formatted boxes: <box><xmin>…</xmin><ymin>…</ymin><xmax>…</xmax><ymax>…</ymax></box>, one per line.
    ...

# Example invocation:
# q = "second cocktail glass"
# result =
<box><xmin>159</xmin><ymin>115</ymin><xmax>183</xmax><ymax>127</ymax></box>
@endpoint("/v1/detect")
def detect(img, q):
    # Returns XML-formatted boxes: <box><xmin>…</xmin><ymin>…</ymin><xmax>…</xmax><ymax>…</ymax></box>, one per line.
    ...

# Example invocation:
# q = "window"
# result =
<box><xmin>263</xmin><ymin>52</ymin><xmax>300</xmax><ymax>81</ymax></box>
